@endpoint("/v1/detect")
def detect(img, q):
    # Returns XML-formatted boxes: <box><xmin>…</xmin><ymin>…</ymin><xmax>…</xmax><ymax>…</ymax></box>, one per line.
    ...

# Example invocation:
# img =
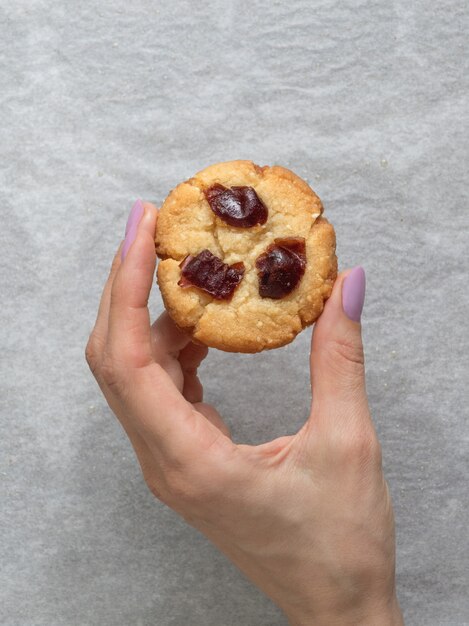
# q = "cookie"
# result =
<box><xmin>155</xmin><ymin>160</ymin><xmax>337</xmax><ymax>353</ymax></box>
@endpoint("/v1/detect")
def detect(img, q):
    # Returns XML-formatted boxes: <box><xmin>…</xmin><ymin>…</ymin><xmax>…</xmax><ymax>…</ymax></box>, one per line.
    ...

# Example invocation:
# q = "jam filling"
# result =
<box><xmin>178</xmin><ymin>249</ymin><xmax>245</xmax><ymax>300</ymax></box>
<box><xmin>204</xmin><ymin>184</ymin><xmax>268</xmax><ymax>228</ymax></box>
<box><xmin>256</xmin><ymin>237</ymin><xmax>306</xmax><ymax>299</ymax></box>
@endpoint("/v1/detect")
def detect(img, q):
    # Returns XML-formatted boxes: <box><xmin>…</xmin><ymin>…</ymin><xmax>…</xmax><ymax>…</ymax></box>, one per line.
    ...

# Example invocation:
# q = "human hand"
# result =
<box><xmin>86</xmin><ymin>200</ymin><xmax>403</xmax><ymax>625</ymax></box>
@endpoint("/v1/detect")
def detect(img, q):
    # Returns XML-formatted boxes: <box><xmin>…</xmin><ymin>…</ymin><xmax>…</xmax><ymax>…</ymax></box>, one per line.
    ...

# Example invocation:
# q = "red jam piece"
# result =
<box><xmin>204</xmin><ymin>184</ymin><xmax>268</xmax><ymax>228</ymax></box>
<box><xmin>256</xmin><ymin>237</ymin><xmax>306</xmax><ymax>299</ymax></box>
<box><xmin>178</xmin><ymin>250</ymin><xmax>245</xmax><ymax>300</ymax></box>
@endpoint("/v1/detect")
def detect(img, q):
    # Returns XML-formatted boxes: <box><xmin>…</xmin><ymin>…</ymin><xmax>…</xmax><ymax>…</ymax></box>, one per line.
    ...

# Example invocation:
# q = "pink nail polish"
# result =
<box><xmin>342</xmin><ymin>266</ymin><xmax>366</xmax><ymax>322</ymax></box>
<box><xmin>122</xmin><ymin>199</ymin><xmax>144</xmax><ymax>260</ymax></box>
<box><xmin>125</xmin><ymin>199</ymin><xmax>144</xmax><ymax>236</ymax></box>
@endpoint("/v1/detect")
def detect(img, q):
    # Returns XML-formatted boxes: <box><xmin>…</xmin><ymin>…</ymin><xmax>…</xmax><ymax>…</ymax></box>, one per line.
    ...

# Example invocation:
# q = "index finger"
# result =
<box><xmin>104</xmin><ymin>202</ymin><xmax>232</xmax><ymax>462</ymax></box>
<box><xmin>106</xmin><ymin>203</ymin><xmax>157</xmax><ymax>368</ymax></box>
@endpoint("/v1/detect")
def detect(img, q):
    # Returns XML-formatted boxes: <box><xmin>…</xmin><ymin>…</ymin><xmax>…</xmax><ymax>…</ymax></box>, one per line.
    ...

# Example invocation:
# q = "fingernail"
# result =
<box><xmin>125</xmin><ymin>198</ymin><xmax>144</xmax><ymax>236</ymax></box>
<box><xmin>342</xmin><ymin>266</ymin><xmax>366</xmax><ymax>322</ymax></box>
<box><xmin>122</xmin><ymin>199</ymin><xmax>144</xmax><ymax>260</ymax></box>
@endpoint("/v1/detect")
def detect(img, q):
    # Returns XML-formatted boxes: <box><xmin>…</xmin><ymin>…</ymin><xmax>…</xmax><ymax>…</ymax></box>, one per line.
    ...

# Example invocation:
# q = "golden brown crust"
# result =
<box><xmin>155</xmin><ymin>160</ymin><xmax>337</xmax><ymax>353</ymax></box>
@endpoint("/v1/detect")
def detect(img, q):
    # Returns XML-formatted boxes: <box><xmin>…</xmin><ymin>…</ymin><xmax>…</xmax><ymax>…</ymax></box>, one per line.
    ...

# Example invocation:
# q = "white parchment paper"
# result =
<box><xmin>1</xmin><ymin>1</ymin><xmax>468</xmax><ymax>623</ymax></box>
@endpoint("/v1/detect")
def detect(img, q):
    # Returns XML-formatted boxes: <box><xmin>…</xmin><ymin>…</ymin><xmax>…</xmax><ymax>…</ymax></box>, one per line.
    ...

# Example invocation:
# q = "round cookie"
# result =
<box><xmin>155</xmin><ymin>160</ymin><xmax>337</xmax><ymax>353</ymax></box>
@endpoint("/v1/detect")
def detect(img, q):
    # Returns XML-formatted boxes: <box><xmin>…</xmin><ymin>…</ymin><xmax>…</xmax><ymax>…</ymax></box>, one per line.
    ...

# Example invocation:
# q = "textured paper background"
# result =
<box><xmin>1</xmin><ymin>1</ymin><xmax>468</xmax><ymax>624</ymax></box>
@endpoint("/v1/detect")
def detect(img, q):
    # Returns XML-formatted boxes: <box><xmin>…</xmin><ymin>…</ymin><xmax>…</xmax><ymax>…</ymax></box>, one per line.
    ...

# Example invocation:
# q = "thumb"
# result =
<box><xmin>310</xmin><ymin>266</ymin><xmax>368</xmax><ymax>413</ymax></box>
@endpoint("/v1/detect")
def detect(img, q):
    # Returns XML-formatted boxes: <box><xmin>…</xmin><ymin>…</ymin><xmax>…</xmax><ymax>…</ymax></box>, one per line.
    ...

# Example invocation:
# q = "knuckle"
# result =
<box><xmin>85</xmin><ymin>333</ymin><xmax>100</xmax><ymax>374</ymax></box>
<box><xmin>324</xmin><ymin>336</ymin><xmax>365</xmax><ymax>387</ymax></box>
<box><xmin>145</xmin><ymin>477</ymin><xmax>164</xmax><ymax>501</ymax></box>
<box><xmin>163</xmin><ymin>468</ymin><xmax>199</xmax><ymax>505</ymax></box>
<box><xmin>139</xmin><ymin>463</ymin><xmax>163</xmax><ymax>501</ymax></box>
<box><xmin>329</xmin><ymin>336</ymin><xmax>365</xmax><ymax>367</ymax></box>
<box><xmin>162</xmin><ymin>458</ymin><xmax>221</xmax><ymax>509</ymax></box>
<box><xmin>338</xmin><ymin>427</ymin><xmax>382</xmax><ymax>466</ymax></box>
<box><xmin>100</xmin><ymin>353</ymin><xmax>123</xmax><ymax>391</ymax></box>
<box><xmin>109</xmin><ymin>279</ymin><xmax>124</xmax><ymax>312</ymax></box>
<box><xmin>371</xmin><ymin>436</ymin><xmax>383</xmax><ymax>465</ymax></box>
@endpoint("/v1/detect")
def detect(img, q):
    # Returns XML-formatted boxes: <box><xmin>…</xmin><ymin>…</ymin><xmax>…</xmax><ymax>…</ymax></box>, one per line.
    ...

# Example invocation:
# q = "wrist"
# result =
<box><xmin>287</xmin><ymin>595</ymin><xmax>403</xmax><ymax>626</ymax></box>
